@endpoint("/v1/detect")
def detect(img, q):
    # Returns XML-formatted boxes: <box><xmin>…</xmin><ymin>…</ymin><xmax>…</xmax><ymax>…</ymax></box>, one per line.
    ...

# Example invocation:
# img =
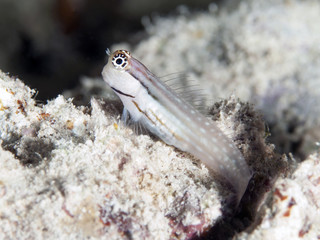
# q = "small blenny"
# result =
<box><xmin>102</xmin><ymin>50</ymin><xmax>251</xmax><ymax>205</ymax></box>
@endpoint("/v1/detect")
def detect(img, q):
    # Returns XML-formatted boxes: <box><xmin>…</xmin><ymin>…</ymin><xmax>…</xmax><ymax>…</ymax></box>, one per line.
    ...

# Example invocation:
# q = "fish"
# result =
<box><xmin>102</xmin><ymin>49</ymin><xmax>251</xmax><ymax>205</ymax></box>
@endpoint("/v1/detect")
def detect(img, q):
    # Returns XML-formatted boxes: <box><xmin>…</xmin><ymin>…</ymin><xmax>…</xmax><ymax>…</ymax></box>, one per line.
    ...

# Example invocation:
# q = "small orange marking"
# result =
<box><xmin>283</xmin><ymin>197</ymin><xmax>296</xmax><ymax>217</ymax></box>
<box><xmin>132</xmin><ymin>100</ymin><xmax>155</xmax><ymax>124</ymax></box>
<box><xmin>16</xmin><ymin>100</ymin><xmax>26</xmax><ymax>114</ymax></box>
<box><xmin>0</xmin><ymin>99</ymin><xmax>8</xmax><ymax>111</ymax></box>
<box><xmin>38</xmin><ymin>113</ymin><xmax>51</xmax><ymax>120</ymax></box>
<box><xmin>283</xmin><ymin>209</ymin><xmax>290</xmax><ymax>217</ymax></box>
<box><xmin>113</xmin><ymin>123</ymin><xmax>119</xmax><ymax>130</ymax></box>
<box><xmin>105</xmin><ymin>193</ymin><xmax>112</xmax><ymax>199</ymax></box>
<box><xmin>274</xmin><ymin>188</ymin><xmax>288</xmax><ymax>201</ymax></box>
<box><xmin>131</xmin><ymin>100</ymin><xmax>182</xmax><ymax>140</ymax></box>
<box><xmin>66</xmin><ymin>120</ymin><xmax>74</xmax><ymax>130</ymax></box>
<box><xmin>299</xmin><ymin>223</ymin><xmax>311</xmax><ymax>237</ymax></box>
<box><xmin>6</xmin><ymin>89</ymin><xmax>14</xmax><ymax>95</ymax></box>
<box><xmin>149</xmin><ymin>109</ymin><xmax>182</xmax><ymax>141</ymax></box>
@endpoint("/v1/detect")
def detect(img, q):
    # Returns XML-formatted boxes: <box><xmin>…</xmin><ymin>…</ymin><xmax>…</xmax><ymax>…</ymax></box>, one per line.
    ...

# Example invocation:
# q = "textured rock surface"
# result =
<box><xmin>237</xmin><ymin>153</ymin><xmax>320</xmax><ymax>240</ymax></box>
<box><xmin>1</xmin><ymin>0</ymin><xmax>320</xmax><ymax>239</ymax></box>
<box><xmin>0</xmin><ymin>70</ymin><xmax>269</xmax><ymax>239</ymax></box>
<box><xmin>0</xmin><ymin>65</ymin><xmax>281</xmax><ymax>239</ymax></box>
<box><xmin>0</xmin><ymin>71</ymin><xmax>225</xmax><ymax>239</ymax></box>
<box><xmin>104</xmin><ymin>0</ymin><xmax>320</xmax><ymax>238</ymax></box>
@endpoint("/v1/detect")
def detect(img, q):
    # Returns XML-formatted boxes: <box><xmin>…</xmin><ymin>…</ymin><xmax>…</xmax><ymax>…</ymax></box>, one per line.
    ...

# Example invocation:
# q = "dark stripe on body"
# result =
<box><xmin>111</xmin><ymin>87</ymin><xmax>135</xmax><ymax>98</ymax></box>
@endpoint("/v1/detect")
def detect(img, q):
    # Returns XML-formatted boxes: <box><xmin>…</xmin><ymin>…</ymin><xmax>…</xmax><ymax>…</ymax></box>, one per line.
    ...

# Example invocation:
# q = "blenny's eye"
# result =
<box><xmin>111</xmin><ymin>50</ymin><xmax>131</xmax><ymax>70</ymax></box>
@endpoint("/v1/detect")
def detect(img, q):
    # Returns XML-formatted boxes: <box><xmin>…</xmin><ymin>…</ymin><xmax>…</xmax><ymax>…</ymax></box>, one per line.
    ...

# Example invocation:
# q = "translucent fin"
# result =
<box><xmin>121</xmin><ymin>107</ymin><xmax>148</xmax><ymax>135</ymax></box>
<box><xmin>121</xmin><ymin>107</ymin><xmax>129</xmax><ymax>126</ymax></box>
<box><xmin>160</xmin><ymin>73</ymin><xmax>208</xmax><ymax>113</ymax></box>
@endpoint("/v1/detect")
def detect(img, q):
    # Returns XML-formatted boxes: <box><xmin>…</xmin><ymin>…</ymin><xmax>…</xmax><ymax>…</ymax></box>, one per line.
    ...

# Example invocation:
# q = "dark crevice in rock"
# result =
<box><xmin>2</xmin><ymin>135</ymin><xmax>54</xmax><ymax>167</ymax></box>
<box><xmin>201</xmin><ymin>98</ymin><xmax>288</xmax><ymax>240</ymax></box>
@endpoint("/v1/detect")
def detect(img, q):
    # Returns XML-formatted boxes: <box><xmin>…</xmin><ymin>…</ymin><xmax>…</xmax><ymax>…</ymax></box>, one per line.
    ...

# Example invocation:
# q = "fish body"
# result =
<box><xmin>102</xmin><ymin>50</ymin><xmax>251</xmax><ymax>204</ymax></box>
